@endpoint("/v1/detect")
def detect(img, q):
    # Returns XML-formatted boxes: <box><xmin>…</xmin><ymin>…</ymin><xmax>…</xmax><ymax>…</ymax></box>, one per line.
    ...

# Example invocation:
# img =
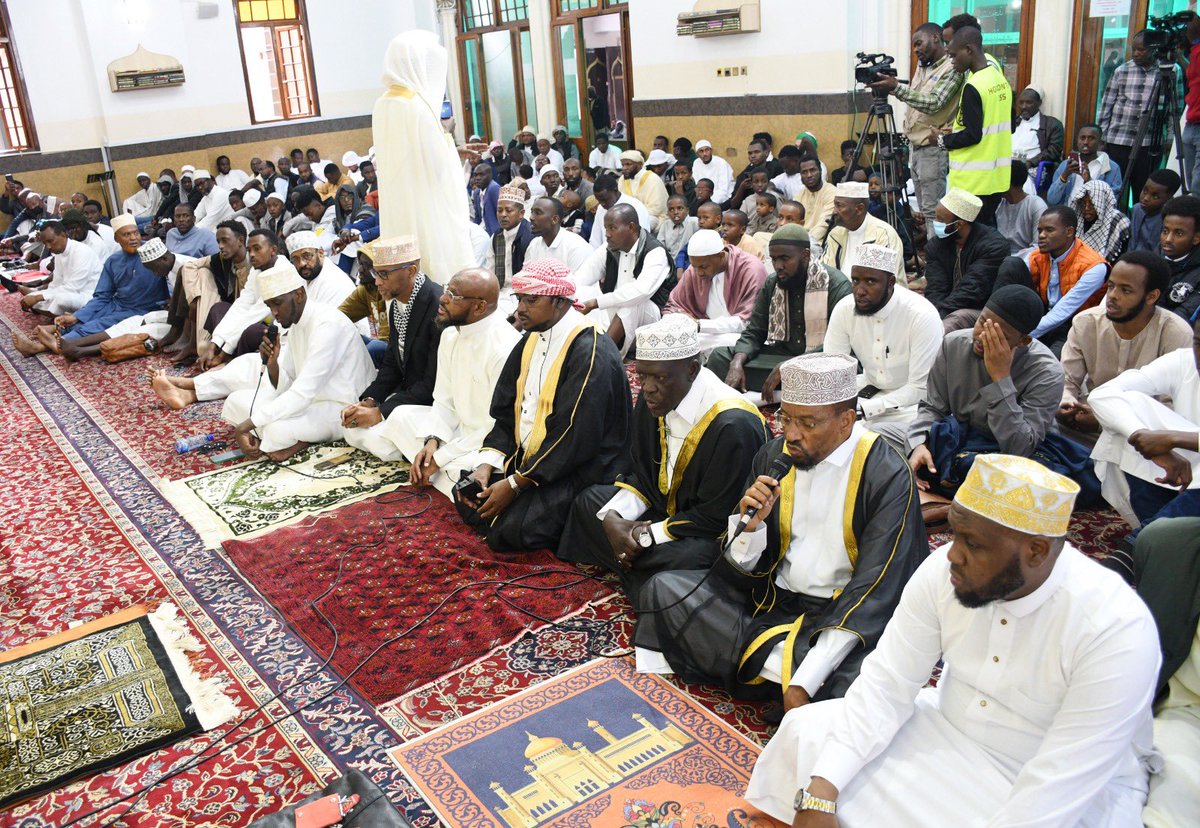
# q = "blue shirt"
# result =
<box><xmin>1045</xmin><ymin>155</ymin><xmax>1123</xmax><ymax>207</ymax></box>
<box><xmin>469</xmin><ymin>180</ymin><xmax>501</xmax><ymax>235</ymax></box>
<box><xmin>66</xmin><ymin>251</ymin><xmax>169</xmax><ymax>338</ymax></box>
<box><xmin>165</xmin><ymin>225</ymin><xmax>219</xmax><ymax>258</ymax></box>
<box><xmin>1030</xmin><ymin>241</ymin><xmax>1108</xmax><ymax>339</ymax></box>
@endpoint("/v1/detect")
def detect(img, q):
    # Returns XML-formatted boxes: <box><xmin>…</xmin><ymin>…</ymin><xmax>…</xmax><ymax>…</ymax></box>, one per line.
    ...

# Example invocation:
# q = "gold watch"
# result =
<box><xmin>793</xmin><ymin>787</ymin><xmax>837</xmax><ymax>815</ymax></box>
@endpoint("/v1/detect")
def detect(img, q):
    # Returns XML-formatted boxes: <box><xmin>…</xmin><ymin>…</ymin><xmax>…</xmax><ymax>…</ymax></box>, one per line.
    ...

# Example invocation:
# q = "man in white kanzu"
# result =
<box><xmin>342</xmin><ymin>265</ymin><xmax>519</xmax><ymax>498</ymax></box>
<box><xmin>151</xmin><ymin>261</ymin><xmax>375</xmax><ymax>462</ymax></box>
<box><xmin>747</xmin><ymin>453</ymin><xmax>1161</xmax><ymax>828</ymax></box>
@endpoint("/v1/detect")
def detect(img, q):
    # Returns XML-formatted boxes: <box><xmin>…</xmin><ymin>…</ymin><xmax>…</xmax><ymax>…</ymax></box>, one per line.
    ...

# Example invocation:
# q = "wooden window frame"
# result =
<box><xmin>460</xmin><ymin>0</ymin><xmax>530</xmax><ymax>32</ymax></box>
<box><xmin>551</xmin><ymin>3</ymin><xmax>633</xmax><ymax>151</ymax></box>
<box><xmin>455</xmin><ymin>1</ymin><xmax>533</xmax><ymax>141</ymax></box>
<box><xmin>0</xmin><ymin>0</ymin><xmax>37</xmax><ymax>153</ymax></box>
<box><xmin>232</xmin><ymin>0</ymin><xmax>320</xmax><ymax>124</ymax></box>
<box><xmin>908</xmin><ymin>0</ymin><xmax>1036</xmax><ymax>93</ymax></box>
<box><xmin>1063</xmin><ymin>0</ymin><xmax>1152</xmax><ymax>142</ymax></box>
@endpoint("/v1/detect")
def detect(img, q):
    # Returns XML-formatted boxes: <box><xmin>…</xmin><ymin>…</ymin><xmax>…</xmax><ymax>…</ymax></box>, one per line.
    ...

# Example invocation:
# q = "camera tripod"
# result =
<box><xmin>845</xmin><ymin>91</ymin><xmax>913</xmax><ymax>235</ymax></box>
<box><xmin>1118</xmin><ymin>58</ymin><xmax>1188</xmax><ymax>206</ymax></box>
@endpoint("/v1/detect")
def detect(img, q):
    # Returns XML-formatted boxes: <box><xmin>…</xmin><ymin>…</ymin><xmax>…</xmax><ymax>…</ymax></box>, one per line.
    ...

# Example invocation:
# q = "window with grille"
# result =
<box><xmin>234</xmin><ymin>0</ymin><xmax>318</xmax><ymax>123</ymax></box>
<box><xmin>461</xmin><ymin>0</ymin><xmax>529</xmax><ymax>32</ymax></box>
<box><xmin>0</xmin><ymin>2</ymin><xmax>35</xmax><ymax>152</ymax></box>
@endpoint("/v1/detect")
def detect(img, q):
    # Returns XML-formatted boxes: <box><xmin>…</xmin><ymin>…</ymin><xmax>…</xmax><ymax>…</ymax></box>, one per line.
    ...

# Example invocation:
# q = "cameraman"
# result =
<box><xmin>869</xmin><ymin>22</ymin><xmax>964</xmax><ymax>238</ymax></box>
<box><xmin>1180</xmin><ymin>13</ymin><xmax>1200</xmax><ymax>191</ymax></box>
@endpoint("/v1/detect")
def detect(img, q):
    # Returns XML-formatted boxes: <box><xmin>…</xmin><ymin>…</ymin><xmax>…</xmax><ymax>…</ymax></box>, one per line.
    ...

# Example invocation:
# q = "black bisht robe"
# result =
<box><xmin>634</xmin><ymin>433</ymin><xmax>929</xmax><ymax>699</ymax></box>
<box><xmin>558</xmin><ymin>384</ymin><xmax>768</xmax><ymax>596</ymax></box>
<box><xmin>479</xmin><ymin>321</ymin><xmax>631</xmax><ymax>552</ymax></box>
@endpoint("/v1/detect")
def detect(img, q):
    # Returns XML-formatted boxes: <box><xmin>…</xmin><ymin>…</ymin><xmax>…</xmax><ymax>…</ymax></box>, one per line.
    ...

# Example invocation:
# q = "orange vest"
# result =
<box><xmin>1027</xmin><ymin>240</ymin><xmax>1108</xmax><ymax>315</ymax></box>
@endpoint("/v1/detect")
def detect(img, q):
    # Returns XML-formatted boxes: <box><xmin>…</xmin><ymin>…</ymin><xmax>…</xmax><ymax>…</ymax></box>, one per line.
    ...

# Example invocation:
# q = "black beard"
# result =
<box><xmin>954</xmin><ymin>553</ymin><xmax>1026</xmax><ymax>608</ymax></box>
<box><xmin>299</xmin><ymin>261</ymin><xmax>322</xmax><ymax>282</ymax></box>
<box><xmin>1106</xmin><ymin>298</ymin><xmax>1147</xmax><ymax>324</ymax></box>
<box><xmin>853</xmin><ymin>293</ymin><xmax>891</xmax><ymax>316</ymax></box>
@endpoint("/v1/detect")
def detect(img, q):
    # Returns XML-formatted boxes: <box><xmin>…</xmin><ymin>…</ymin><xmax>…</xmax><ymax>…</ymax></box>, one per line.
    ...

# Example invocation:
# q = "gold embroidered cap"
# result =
<box><xmin>779</xmin><ymin>352</ymin><xmax>858</xmax><ymax>406</ymax></box>
<box><xmin>372</xmin><ymin>235</ymin><xmax>421</xmax><ymax>267</ymax></box>
<box><xmin>954</xmin><ymin>454</ymin><xmax>1079</xmax><ymax>537</ymax></box>
<box><xmin>636</xmin><ymin>316</ymin><xmax>700</xmax><ymax>361</ymax></box>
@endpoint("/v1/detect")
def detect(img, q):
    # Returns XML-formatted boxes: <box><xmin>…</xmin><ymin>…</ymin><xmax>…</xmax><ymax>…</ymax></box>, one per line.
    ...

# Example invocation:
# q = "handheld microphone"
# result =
<box><xmin>261</xmin><ymin>323</ymin><xmax>278</xmax><ymax>366</ymax></box>
<box><xmin>730</xmin><ymin>454</ymin><xmax>794</xmax><ymax>544</ymax></box>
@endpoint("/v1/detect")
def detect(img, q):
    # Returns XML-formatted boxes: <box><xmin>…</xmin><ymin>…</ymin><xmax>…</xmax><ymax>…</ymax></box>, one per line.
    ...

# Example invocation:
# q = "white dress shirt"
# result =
<box><xmin>524</xmin><ymin>227</ymin><xmax>594</xmax><ymax>273</ymax></box>
<box><xmin>599</xmin><ymin>367</ymin><xmax>742</xmax><ymax>544</ymax></box>
<box><xmin>590</xmin><ymin>194</ymin><xmax>652</xmax><ymax>248</ymax></box>
<box><xmin>36</xmin><ymin>239</ymin><xmax>102</xmax><ymax>315</ymax></box>
<box><xmin>771</xmin><ymin>171</ymin><xmax>805</xmax><ymax>200</ymax></box>
<box><xmin>589</xmin><ymin>145</ymin><xmax>622</xmax><ymax>171</ymax></box>
<box><xmin>747</xmin><ymin>543</ymin><xmax>1160</xmax><ymax>828</ymax></box>
<box><xmin>574</xmin><ymin>233</ymin><xmax>671</xmax><ymax>317</ymax></box>
<box><xmin>215</xmin><ymin>170</ymin><xmax>251</xmax><ymax>190</ymax></box>
<box><xmin>824</xmin><ymin>288</ymin><xmax>945</xmax><ymax>424</ymax></box>
<box><xmin>1012</xmin><ymin>113</ymin><xmax>1042</xmax><ymax>162</ymax></box>
<box><xmin>194</xmin><ymin>185</ymin><xmax>234</xmax><ymax>231</ymax></box>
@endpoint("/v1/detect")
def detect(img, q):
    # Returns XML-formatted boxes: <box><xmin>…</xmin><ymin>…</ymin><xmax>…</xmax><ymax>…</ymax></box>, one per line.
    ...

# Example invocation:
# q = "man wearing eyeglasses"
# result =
<box><xmin>343</xmin><ymin>263</ymin><xmax>518</xmax><ymax>499</ymax></box>
<box><xmin>339</xmin><ymin>235</ymin><xmax>443</xmax><ymax>442</ymax></box>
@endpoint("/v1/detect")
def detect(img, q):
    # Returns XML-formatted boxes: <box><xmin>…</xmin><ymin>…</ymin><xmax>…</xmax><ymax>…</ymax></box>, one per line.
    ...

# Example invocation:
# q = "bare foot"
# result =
<box><xmin>170</xmin><ymin>345</ymin><xmax>197</xmax><ymax>366</ymax></box>
<box><xmin>58</xmin><ymin>333</ymin><xmax>78</xmax><ymax>362</ymax></box>
<box><xmin>35</xmin><ymin>326</ymin><xmax>61</xmax><ymax>355</ymax></box>
<box><xmin>151</xmin><ymin>371</ymin><xmax>198</xmax><ymax>410</ymax></box>
<box><xmin>158</xmin><ymin>327</ymin><xmax>182</xmax><ymax>350</ymax></box>
<box><xmin>11</xmin><ymin>330</ymin><xmax>46</xmax><ymax>357</ymax></box>
<box><xmin>266</xmin><ymin>441</ymin><xmax>310</xmax><ymax>463</ymax></box>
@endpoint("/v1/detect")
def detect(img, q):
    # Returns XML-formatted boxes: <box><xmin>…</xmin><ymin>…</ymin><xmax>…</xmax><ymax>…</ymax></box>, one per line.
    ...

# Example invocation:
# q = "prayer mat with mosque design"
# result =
<box><xmin>161</xmin><ymin>442</ymin><xmax>410</xmax><ymax>548</ymax></box>
<box><xmin>0</xmin><ymin>604</ymin><xmax>237</xmax><ymax>812</ymax></box>
<box><xmin>222</xmin><ymin>493</ymin><xmax>615</xmax><ymax>706</ymax></box>
<box><xmin>389</xmin><ymin>657</ymin><xmax>784</xmax><ymax>828</ymax></box>
<box><xmin>382</xmin><ymin>595</ymin><xmax>775</xmax><ymax>745</ymax></box>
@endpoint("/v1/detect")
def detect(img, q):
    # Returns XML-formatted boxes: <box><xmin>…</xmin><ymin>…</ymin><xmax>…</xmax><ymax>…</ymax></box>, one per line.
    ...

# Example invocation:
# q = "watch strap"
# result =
<box><xmin>793</xmin><ymin>787</ymin><xmax>837</xmax><ymax>815</ymax></box>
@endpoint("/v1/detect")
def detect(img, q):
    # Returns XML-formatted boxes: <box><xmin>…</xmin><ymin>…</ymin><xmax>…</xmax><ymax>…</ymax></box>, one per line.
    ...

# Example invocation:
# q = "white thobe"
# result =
<box><xmin>823</xmin><ymin>289</ymin><xmax>945</xmax><ymax>426</ymax></box>
<box><xmin>692</xmin><ymin>155</ymin><xmax>736</xmax><ymax>204</ymax></box>
<box><xmin>81</xmin><ymin>228</ymin><xmax>119</xmax><ymax>263</ymax></box>
<box><xmin>524</xmin><ymin>228</ymin><xmax>593</xmax><ymax>273</ymax></box>
<box><xmin>693</xmin><ymin>270</ymin><xmax>745</xmax><ymax>352</ymax></box>
<box><xmin>771</xmin><ymin>171</ymin><xmax>805</xmax><ymax>200</ymax></box>
<box><xmin>194</xmin><ymin>301</ymin><xmax>375</xmax><ymax>453</ymax></box>
<box><xmin>94</xmin><ymin>223</ymin><xmax>115</xmax><ymax>245</ymax></box>
<box><xmin>1088</xmin><ymin>348</ymin><xmax>1200</xmax><ymax>526</ymax></box>
<box><xmin>477</xmin><ymin>307</ymin><xmax>591</xmax><ymax>471</ymax></box>
<box><xmin>35</xmin><ymin>239</ymin><xmax>102</xmax><ymax>315</ymax></box>
<box><xmin>121</xmin><ymin>185</ymin><xmax>162</xmax><ymax>219</ymax></box>
<box><xmin>747</xmin><ymin>544</ymin><xmax>1161</xmax><ymax>828</ymax></box>
<box><xmin>1012</xmin><ymin>113</ymin><xmax>1042</xmax><ymax>162</ymax></box>
<box><xmin>599</xmin><ymin>367</ymin><xmax>742</xmax><ymax>545</ymax></box>
<box><xmin>210</xmin><ymin>262</ymin><xmax>357</xmax><ymax>355</ymax></box>
<box><xmin>194</xmin><ymin>186</ymin><xmax>234</xmax><ymax>231</ymax></box>
<box><xmin>590</xmin><ymin>194</ymin><xmax>652</xmax><ymax>249</ymax></box>
<box><xmin>574</xmin><ymin>235</ymin><xmax>669</xmax><ymax>354</ymax></box>
<box><xmin>589</xmin><ymin>146</ymin><xmax>622</xmax><ymax>171</ymax></box>
<box><xmin>468</xmin><ymin>221</ymin><xmax>491</xmax><ymax>268</ymax></box>
<box><xmin>839</xmin><ymin>223</ymin><xmax>868</xmax><ymax>275</ymax></box>
<box><xmin>215</xmin><ymin>170</ymin><xmax>251</xmax><ymax>190</ymax></box>
<box><xmin>1144</xmin><ymin>623</ymin><xmax>1200</xmax><ymax>828</ymax></box>
<box><xmin>344</xmin><ymin>311</ymin><xmax>520</xmax><ymax>498</ymax></box>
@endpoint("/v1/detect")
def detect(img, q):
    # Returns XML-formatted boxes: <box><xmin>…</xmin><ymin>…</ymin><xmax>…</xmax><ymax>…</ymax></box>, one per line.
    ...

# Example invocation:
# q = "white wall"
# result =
<box><xmin>8</xmin><ymin>0</ymin><xmax>439</xmax><ymax>153</ymax></box>
<box><xmin>628</xmin><ymin>0</ymin><xmax>912</xmax><ymax>100</ymax></box>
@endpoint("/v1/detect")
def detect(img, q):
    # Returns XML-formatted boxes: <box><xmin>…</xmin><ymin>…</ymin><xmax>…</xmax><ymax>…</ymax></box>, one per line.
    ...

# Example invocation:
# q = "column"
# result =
<box><xmin>436</xmin><ymin>0</ymin><xmax>466</xmax><ymax>143</ymax></box>
<box><xmin>526</xmin><ymin>0</ymin><xmax>557</xmax><ymax>135</ymax></box>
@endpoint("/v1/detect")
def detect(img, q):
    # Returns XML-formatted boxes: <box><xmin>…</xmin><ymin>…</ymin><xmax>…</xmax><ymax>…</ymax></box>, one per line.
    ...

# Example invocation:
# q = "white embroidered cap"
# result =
<box><xmin>241</xmin><ymin>189</ymin><xmax>262</xmax><ymax>207</ymax></box>
<box><xmin>835</xmin><ymin>182</ymin><xmax>869</xmax><ymax>199</ymax></box>
<box><xmin>111</xmin><ymin>214</ymin><xmax>138</xmax><ymax>232</ymax></box>
<box><xmin>137</xmin><ymin>237</ymin><xmax>168</xmax><ymax>263</ymax></box>
<box><xmin>687</xmin><ymin>229</ymin><xmax>724</xmax><ymax>257</ymax></box>
<box><xmin>852</xmin><ymin>243</ymin><xmax>899</xmax><ymax>275</ymax></box>
<box><xmin>372</xmin><ymin>235</ymin><xmax>421</xmax><ymax>267</ymax></box>
<box><xmin>779</xmin><ymin>352</ymin><xmax>859</xmax><ymax>406</ymax></box>
<box><xmin>285</xmin><ymin>230</ymin><xmax>321</xmax><ymax>254</ymax></box>
<box><xmin>635</xmin><ymin>316</ymin><xmax>700</xmax><ymax>361</ymax></box>
<box><xmin>940</xmin><ymin>187</ymin><xmax>983</xmax><ymax>222</ymax></box>
<box><xmin>257</xmin><ymin>261</ymin><xmax>305</xmax><ymax>301</ymax></box>
<box><xmin>619</xmin><ymin>149</ymin><xmax>645</xmax><ymax>164</ymax></box>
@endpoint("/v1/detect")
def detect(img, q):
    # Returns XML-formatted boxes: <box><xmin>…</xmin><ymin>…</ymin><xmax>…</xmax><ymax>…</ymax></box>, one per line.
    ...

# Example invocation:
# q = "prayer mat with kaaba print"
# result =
<box><xmin>0</xmin><ymin>604</ymin><xmax>237</xmax><ymax>811</ymax></box>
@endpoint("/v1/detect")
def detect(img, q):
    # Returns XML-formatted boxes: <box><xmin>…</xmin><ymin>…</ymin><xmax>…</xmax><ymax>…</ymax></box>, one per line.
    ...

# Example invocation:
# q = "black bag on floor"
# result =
<box><xmin>247</xmin><ymin>769</ymin><xmax>412</xmax><ymax>828</ymax></box>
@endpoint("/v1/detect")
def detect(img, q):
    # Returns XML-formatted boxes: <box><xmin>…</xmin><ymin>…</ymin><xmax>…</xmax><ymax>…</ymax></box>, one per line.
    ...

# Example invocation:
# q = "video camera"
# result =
<box><xmin>855</xmin><ymin>52</ymin><xmax>898</xmax><ymax>85</ymax></box>
<box><xmin>1144</xmin><ymin>11</ymin><xmax>1195</xmax><ymax>61</ymax></box>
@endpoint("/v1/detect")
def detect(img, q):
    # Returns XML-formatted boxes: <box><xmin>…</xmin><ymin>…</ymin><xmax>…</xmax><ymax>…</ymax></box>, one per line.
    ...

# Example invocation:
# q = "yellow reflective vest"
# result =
<box><xmin>948</xmin><ymin>64</ymin><xmax>1012</xmax><ymax>196</ymax></box>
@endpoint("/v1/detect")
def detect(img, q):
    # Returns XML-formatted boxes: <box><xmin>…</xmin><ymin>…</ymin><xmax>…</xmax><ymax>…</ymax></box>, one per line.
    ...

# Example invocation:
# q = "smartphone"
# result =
<box><xmin>313</xmin><ymin>450</ymin><xmax>356</xmax><ymax>471</ymax></box>
<box><xmin>1068</xmin><ymin>151</ymin><xmax>1081</xmax><ymax>167</ymax></box>
<box><xmin>211</xmin><ymin>448</ymin><xmax>245</xmax><ymax>464</ymax></box>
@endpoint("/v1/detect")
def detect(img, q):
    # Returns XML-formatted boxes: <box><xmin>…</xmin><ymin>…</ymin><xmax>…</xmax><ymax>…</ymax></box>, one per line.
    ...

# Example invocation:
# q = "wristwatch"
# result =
<box><xmin>793</xmin><ymin>787</ymin><xmax>837</xmax><ymax>815</ymax></box>
<box><xmin>423</xmin><ymin>435</ymin><xmax>443</xmax><ymax>448</ymax></box>
<box><xmin>506</xmin><ymin>475</ymin><xmax>520</xmax><ymax>491</ymax></box>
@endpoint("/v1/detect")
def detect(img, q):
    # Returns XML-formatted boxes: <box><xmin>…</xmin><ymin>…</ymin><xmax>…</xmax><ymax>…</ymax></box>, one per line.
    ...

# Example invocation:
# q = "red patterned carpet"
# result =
<box><xmin>0</xmin><ymin>339</ymin><xmax>325</xmax><ymax>827</ymax></box>
<box><xmin>223</xmin><ymin>494</ymin><xmax>616</xmax><ymax>706</ymax></box>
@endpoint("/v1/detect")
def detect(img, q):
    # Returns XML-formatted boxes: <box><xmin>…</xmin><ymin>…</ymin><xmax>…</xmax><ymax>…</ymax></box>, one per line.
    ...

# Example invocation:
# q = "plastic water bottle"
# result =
<box><xmin>175</xmin><ymin>433</ymin><xmax>215</xmax><ymax>454</ymax></box>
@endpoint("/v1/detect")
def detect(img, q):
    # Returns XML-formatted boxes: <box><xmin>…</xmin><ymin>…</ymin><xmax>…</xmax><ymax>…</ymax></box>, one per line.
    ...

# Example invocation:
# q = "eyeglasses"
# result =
<box><xmin>443</xmin><ymin>289</ymin><xmax>485</xmax><ymax>302</ymax></box>
<box><xmin>370</xmin><ymin>263</ymin><xmax>414</xmax><ymax>279</ymax></box>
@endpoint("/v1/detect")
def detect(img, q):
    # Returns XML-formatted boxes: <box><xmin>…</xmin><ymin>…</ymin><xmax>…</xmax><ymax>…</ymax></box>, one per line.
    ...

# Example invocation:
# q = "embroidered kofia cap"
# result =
<box><xmin>779</xmin><ymin>352</ymin><xmax>859</xmax><ymax>406</ymax></box>
<box><xmin>636</xmin><ymin>316</ymin><xmax>700</xmax><ymax>361</ymax></box>
<box><xmin>954</xmin><ymin>454</ymin><xmax>1079</xmax><ymax>537</ymax></box>
<box><xmin>498</xmin><ymin>183</ymin><xmax>526</xmax><ymax>205</ymax></box>
<box><xmin>257</xmin><ymin>261</ymin><xmax>305</xmax><ymax>301</ymax></box>
<box><xmin>940</xmin><ymin>187</ymin><xmax>983</xmax><ymax>222</ymax></box>
<box><xmin>285</xmin><ymin>230</ymin><xmax>321</xmax><ymax>255</ymax></box>
<box><xmin>372</xmin><ymin>235</ymin><xmax>421</xmax><ymax>267</ymax></box>
<box><xmin>137</xmin><ymin>237</ymin><xmax>168</xmax><ymax>263</ymax></box>
<box><xmin>853</xmin><ymin>243</ymin><xmax>899</xmax><ymax>274</ymax></box>
<box><xmin>835</xmin><ymin>182</ymin><xmax>869</xmax><ymax>199</ymax></box>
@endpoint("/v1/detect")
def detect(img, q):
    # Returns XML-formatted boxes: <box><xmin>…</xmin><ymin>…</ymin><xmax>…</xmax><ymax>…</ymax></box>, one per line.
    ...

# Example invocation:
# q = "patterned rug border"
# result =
<box><xmin>0</xmin><ymin>319</ymin><xmax>427</xmax><ymax>816</ymax></box>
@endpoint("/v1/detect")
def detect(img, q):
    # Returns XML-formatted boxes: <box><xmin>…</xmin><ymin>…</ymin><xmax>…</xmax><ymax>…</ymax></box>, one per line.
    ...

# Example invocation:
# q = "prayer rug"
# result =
<box><xmin>390</xmin><ymin>657</ymin><xmax>784</xmax><ymax>828</ymax></box>
<box><xmin>222</xmin><ymin>494</ymin><xmax>615</xmax><ymax>706</ymax></box>
<box><xmin>383</xmin><ymin>597</ymin><xmax>775</xmax><ymax>745</ymax></box>
<box><xmin>161</xmin><ymin>441</ymin><xmax>410</xmax><ymax>548</ymax></box>
<box><xmin>0</xmin><ymin>603</ymin><xmax>237</xmax><ymax>811</ymax></box>
<box><xmin>928</xmin><ymin>507</ymin><xmax>1127</xmax><ymax>559</ymax></box>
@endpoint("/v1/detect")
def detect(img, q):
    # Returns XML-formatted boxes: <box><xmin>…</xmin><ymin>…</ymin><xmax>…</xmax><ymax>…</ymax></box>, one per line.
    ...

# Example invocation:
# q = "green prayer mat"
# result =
<box><xmin>0</xmin><ymin>605</ymin><xmax>235</xmax><ymax>811</ymax></box>
<box><xmin>161</xmin><ymin>442</ymin><xmax>410</xmax><ymax>548</ymax></box>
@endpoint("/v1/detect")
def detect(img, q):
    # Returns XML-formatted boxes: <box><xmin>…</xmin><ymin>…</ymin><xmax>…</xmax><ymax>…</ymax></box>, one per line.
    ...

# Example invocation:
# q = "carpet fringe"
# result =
<box><xmin>148</xmin><ymin>603</ymin><xmax>239</xmax><ymax>731</ymax></box>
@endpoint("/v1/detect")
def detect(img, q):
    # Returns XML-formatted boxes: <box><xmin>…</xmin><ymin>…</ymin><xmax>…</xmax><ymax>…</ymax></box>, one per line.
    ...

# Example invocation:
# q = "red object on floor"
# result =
<box><xmin>223</xmin><ymin>492</ymin><xmax>616</xmax><ymax>705</ymax></box>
